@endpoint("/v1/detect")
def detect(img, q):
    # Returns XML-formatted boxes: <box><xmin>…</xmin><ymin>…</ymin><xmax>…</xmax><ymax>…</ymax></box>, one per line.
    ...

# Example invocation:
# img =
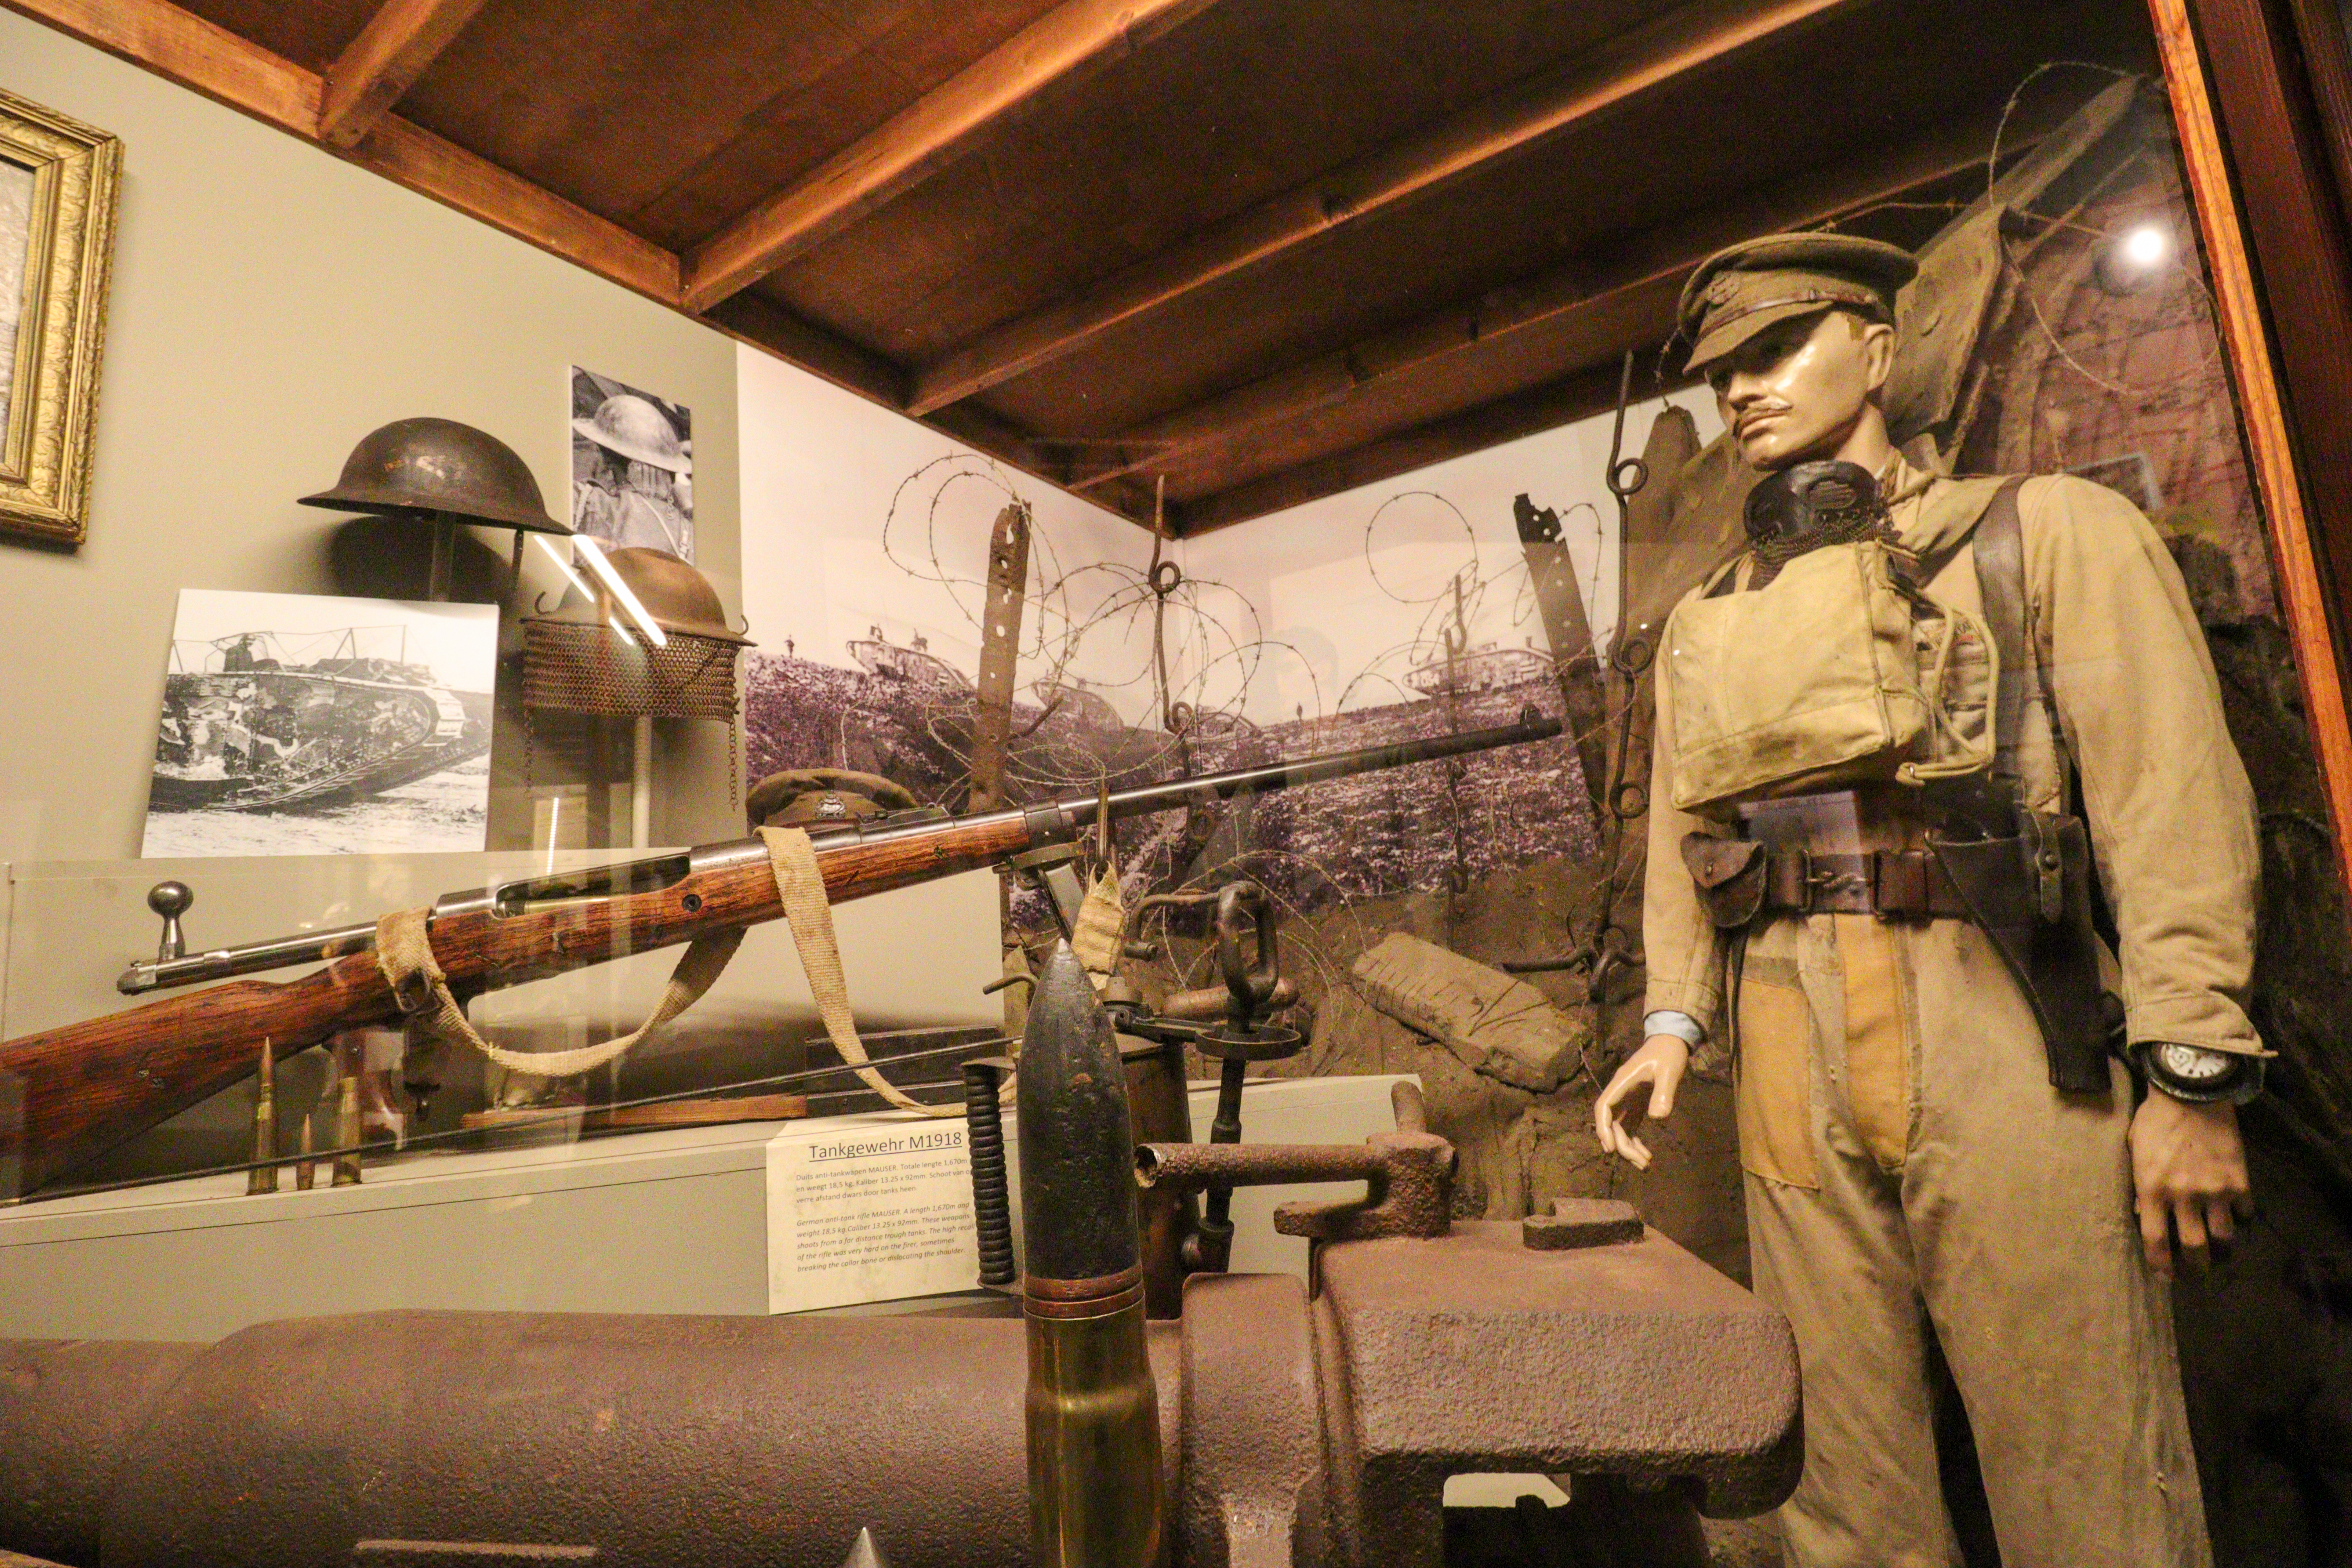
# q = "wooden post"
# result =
<box><xmin>2146</xmin><ymin>0</ymin><xmax>2352</xmax><ymax>897</ymax></box>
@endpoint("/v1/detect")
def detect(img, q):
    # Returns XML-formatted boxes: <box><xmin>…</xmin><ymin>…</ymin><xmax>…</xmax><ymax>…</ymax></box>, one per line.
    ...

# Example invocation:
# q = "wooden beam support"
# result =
<box><xmin>906</xmin><ymin>0</ymin><xmax>1871</xmax><ymax>416</ymax></box>
<box><xmin>1074</xmin><ymin>97</ymin><xmax>2059</xmax><ymax>495</ymax></box>
<box><xmin>0</xmin><ymin>0</ymin><xmax>318</xmax><ymax>132</ymax></box>
<box><xmin>1174</xmin><ymin>363</ymin><xmax>1635</xmax><ymax>536</ymax></box>
<box><xmin>701</xmin><ymin>292</ymin><xmax>911</xmax><ymax>410</ymax></box>
<box><xmin>346</xmin><ymin>116</ymin><xmax>679</xmax><ymax>301</ymax></box>
<box><xmin>682</xmin><ymin>0</ymin><xmax>1227</xmax><ymax>314</ymax></box>
<box><xmin>318</xmin><ymin>0</ymin><xmax>492</xmax><ymax>149</ymax></box>
<box><xmin>3</xmin><ymin>0</ymin><xmax>681</xmax><ymax>306</ymax></box>
<box><xmin>926</xmin><ymin>403</ymin><xmax>1173</xmax><ymax>527</ymax></box>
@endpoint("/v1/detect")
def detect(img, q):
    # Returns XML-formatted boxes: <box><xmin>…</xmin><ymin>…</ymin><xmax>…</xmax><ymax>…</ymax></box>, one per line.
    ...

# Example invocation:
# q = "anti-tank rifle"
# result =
<box><xmin>0</xmin><ymin>710</ymin><xmax>1561</xmax><ymax>1199</ymax></box>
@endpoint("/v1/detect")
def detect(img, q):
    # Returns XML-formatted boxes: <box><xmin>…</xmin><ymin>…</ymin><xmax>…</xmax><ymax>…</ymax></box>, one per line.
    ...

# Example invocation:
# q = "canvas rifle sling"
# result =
<box><xmin>372</xmin><ymin>827</ymin><xmax>993</xmax><ymax>1115</ymax></box>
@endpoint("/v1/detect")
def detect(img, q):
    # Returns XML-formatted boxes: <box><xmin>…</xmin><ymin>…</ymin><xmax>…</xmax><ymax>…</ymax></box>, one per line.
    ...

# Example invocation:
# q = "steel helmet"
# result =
<box><xmin>299</xmin><ymin>417</ymin><xmax>570</xmax><ymax>534</ymax></box>
<box><xmin>572</xmin><ymin>395</ymin><xmax>688</xmax><ymax>474</ymax></box>
<box><xmin>528</xmin><ymin>546</ymin><xmax>750</xmax><ymax>645</ymax></box>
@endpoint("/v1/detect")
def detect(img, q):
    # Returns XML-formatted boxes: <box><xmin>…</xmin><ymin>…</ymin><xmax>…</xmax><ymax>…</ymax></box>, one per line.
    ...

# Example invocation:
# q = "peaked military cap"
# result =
<box><xmin>1677</xmin><ymin>232</ymin><xmax>1918</xmax><ymax>374</ymax></box>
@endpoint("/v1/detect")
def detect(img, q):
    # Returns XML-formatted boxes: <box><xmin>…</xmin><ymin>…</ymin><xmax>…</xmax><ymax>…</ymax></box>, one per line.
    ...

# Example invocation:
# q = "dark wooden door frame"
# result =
<box><xmin>2150</xmin><ymin>0</ymin><xmax>2352</xmax><ymax>893</ymax></box>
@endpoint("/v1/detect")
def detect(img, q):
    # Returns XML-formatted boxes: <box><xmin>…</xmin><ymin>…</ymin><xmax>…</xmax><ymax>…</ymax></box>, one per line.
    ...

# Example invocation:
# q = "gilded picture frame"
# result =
<box><xmin>0</xmin><ymin>86</ymin><xmax>120</xmax><ymax>549</ymax></box>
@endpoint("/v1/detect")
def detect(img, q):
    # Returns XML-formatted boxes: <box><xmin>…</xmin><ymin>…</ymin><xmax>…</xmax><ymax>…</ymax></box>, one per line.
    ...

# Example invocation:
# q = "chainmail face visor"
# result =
<box><xmin>1741</xmin><ymin>461</ymin><xmax>1892</xmax><ymax>589</ymax></box>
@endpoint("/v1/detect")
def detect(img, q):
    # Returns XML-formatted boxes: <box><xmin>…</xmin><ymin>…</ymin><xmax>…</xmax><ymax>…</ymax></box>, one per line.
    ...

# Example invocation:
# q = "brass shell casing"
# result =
<box><xmin>1024</xmin><ymin>1278</ymin><xmax>1163</xmax><ymax>1568</ymax></box>
<box><xmin>245</xmin><ymin>1039</ymin><xmax>278</xmax><ymax>1196</ymax></box>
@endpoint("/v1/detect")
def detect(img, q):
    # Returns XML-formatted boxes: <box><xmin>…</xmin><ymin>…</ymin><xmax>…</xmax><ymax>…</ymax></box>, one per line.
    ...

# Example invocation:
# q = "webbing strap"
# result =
<box><xmin>1975</xmin><ymin>477</ymin><xmax>2034</xmax><ymax>783</ymax></box>
<box><xmin>755</xmin><ymin>826</ymin><xmax>962</xmax><ymax>1118</ymax></box>
<box><xmin>372</xmin><ymin>828</ymin><xmax>997</xmax><ymax>1116</ymax></box>
<box><xmin>373</xmin><ymin>909</ymin><xmax>742</xmax><ymax>1078</ymax></box>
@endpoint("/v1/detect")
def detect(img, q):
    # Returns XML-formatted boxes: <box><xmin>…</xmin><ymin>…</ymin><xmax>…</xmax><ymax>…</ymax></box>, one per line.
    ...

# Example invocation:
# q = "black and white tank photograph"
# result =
<box><xmin>139</xmin><ymin>589</ymin><xmax>497</xmax><ymax>857</ymax></box>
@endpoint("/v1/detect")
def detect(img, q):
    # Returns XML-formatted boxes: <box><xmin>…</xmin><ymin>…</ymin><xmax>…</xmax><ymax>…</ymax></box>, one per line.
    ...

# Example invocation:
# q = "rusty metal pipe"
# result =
<box><xmin>1136</xmin><ymin>1142</ymin><xmax>1392</xmax><ymax>1192</ymax></box>
<box><xmin>0</xmin><ymin>1338</ymin><xmax>206</xmax><ymax>1566</ymax></box>
<box><xmin>0</xmin><ymin>1308</ymin><xmax>1183</xmax><ymax>1568</ymax></box>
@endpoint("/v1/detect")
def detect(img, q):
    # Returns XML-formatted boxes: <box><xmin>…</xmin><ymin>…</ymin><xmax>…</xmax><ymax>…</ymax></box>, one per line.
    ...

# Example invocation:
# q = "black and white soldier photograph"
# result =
<box><xmin>570</xmin><ymin>365</ymin><xmax>694</xmax><ymax>561</ymax></box>
<box><xmin>139</xmin><ymin>589</ymin><xmax>496</xmax><ymax>857</ymax></box>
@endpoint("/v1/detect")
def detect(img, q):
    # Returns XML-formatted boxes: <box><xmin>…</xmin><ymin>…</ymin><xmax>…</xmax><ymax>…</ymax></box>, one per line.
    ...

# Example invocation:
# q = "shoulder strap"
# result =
<box><xmin>1700</xmin><ymin>554</ymin><xmax>1746</xmax><ymax>599</ymax></box>
<box><xmin>1973</xmin><ymin>477</ymin><xmax>2033</xmax><ymax>784</ymax></box>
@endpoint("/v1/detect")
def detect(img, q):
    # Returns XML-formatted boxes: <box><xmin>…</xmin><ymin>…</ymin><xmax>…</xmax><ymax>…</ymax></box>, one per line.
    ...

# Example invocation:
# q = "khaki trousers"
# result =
<box><xmin>1734</xmin><ymin>911</ymin><xmax>2210</xmax><ymax>1568</ymax></box>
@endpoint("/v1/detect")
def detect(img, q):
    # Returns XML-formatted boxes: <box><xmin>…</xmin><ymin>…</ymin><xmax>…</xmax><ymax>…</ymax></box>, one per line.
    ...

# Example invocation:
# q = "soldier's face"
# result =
<box><xmin>1708</xmin><ymin>310</ymin><xmax>1895</xmax><ymax>470</ymax></box>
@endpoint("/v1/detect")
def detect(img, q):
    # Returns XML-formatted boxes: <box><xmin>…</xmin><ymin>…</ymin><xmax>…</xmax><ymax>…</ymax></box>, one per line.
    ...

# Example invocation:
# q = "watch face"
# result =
<box><xmin>2154</xmin><ymin>1042</ymin><xmax>2236</xmax><ymax>1083</ymax></box>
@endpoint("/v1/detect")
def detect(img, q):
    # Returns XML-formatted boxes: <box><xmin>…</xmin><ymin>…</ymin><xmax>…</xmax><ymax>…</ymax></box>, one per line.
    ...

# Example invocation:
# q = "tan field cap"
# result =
<box><xmin>1678</xmin><ymin>232</ymin><xmax>1918</xmax><ymax>373</ymax></box>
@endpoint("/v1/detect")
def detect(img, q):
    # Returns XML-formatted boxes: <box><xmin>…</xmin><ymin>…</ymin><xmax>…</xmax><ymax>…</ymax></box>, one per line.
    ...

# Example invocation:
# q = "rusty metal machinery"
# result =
<box><xmin>0</xmin><ymin>1098</ymin><xmax>1800</xmax><ymax>1568</ymax></box>
<box><xmin>0</xmin><ymin>1227</ymin><xmax>1795</xmax><ymax>1568</ymax></box>
<box><xmin>0</xmin><ymin>895</ymin><xmax>1800</xmax><ymax>1568</ymax></box>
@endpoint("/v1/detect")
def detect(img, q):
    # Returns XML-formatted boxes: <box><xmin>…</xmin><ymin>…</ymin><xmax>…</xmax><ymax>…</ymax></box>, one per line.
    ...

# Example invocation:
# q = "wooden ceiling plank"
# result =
<box><xmin>2</xmin><ymin>0</ymin><xmax>319</xmax><ymax>131</ymax></box>
<box><xmin>924</xmin><ymin>402</ymin><xmax>1170</xmax><ymax>526</ymax></box>
<box><xmin>347</xmin><ymin>116</ymin><xmax>683</xmax><ymax>303</ymax></box>
<box><xmin>318</xmin><ymin>0</ymin><xmax>493</xmax><ymax>149</ymax></box>
<box><xmin>904</xmin><ymin>0</ymin><xmax>1873</xmax><ymax>416</ymax></box>
<box><xmin>1072</xmin><ymin>96</ymin><xmax>2054</xmax><ymax>493</ymax></box>
<box><xmin>1175</xmin><ymin>363</ymin><xmax>1633</xmax><ymax>535</ymax></box>
<box><xmin>702</xmin><ymin>292</ymin><xmax>911</xmax><ymax>410</ymax></box>
<box><xmin>6</xmin><ymin>0</ymin><xmax>681</xmax><ymax>304</ymax></box>
<box><xmin>680</xmin><ymin>0</ymin><xmax>1230</xmax><ymax>315</ymax></box>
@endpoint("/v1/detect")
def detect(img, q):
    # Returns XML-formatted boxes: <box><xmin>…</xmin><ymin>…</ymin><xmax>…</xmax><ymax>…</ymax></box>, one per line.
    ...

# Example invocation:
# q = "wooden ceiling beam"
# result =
<box><xmin>1072</xmin><ymin>95</ymin><xmax>2067</xmax><ymax>495</ymax></box>
<box><xmin>347</xmin><ymin>116</ymin><xmax>679</xmax><ymax>301</ymax></box>
<box><xmin>4</xmin><ymin>0</ymin><xmax>681</xmax><ymax>305</ymax></box>
<box><xmin>680</xmin><ymin>0</ymin><xmax>1229</xmax><ymax>315</ymax></box>
<box><xmin>318</xmin><ymin>0</ymin><xmax>494</xmax><ymax>149</ymax></box>
<box><xmin>1175</xmin><ymin>363</ymin><xmax>1635</xmax><ymax>536</ymax></box>
<box><xmin>1</xmin><ymin>0</ymin><xmax>320</xmax><ymax>132</ymax></box>
<box><xmin>905</xmin><ymin>0</ymin><xmax>1875</xmax><ymax>416</ymax></box>
<box><xmin>702</xmin><ymin>292</ymin><xmax>911</xmax><ymax>410</ymax></box>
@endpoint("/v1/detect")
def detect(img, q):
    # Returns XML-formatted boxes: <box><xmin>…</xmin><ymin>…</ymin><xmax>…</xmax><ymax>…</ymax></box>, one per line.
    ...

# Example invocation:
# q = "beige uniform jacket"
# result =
<box><xmin>1642</xmin><ymin>459</ymin><xmax>2263</xmax><ymax>1060</ymax></box>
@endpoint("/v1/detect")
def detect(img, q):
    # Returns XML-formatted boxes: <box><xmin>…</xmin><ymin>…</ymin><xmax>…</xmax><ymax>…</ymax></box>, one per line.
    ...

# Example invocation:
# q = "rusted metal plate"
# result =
<box><xmin>1521</xmin><ymin>1198</ymin><xmax>1646</xmax><ymax>1251</ymax></box>
<box><xmin>1178</xmin><ymin>1273</ymin><xmax>1326</xmax><ymax>1568</ymax></box>
<box><xmin>1314</xmin><ymin>1221</ymin><xmax>1802</xmax><ymax>1522</ymax></box>
<box><xmin>967</xmin><ymin>502</ymin><xmax>1031</xmax><ymax>813</ymax></box>
<box><xmin>0</xmin><ymin>1337</ymin><xmax>204</xmax><ymax>1567</ymax></box>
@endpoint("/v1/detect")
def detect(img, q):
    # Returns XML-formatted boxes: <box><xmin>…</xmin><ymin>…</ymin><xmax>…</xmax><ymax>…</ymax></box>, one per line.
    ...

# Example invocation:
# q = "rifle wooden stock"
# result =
<box><xmin>1</xmin><ymin>710</ymin><xmax>1559</xmax><ymax>1199</ymax></box>
<box><xmin>0</xmin><ymin>811</ymin><xmax>1033</xmax><ymax>1198</ymax></box>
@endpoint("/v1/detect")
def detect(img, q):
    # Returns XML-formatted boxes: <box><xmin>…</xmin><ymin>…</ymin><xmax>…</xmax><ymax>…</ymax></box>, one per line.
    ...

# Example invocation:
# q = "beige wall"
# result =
<box><xmin>0</xmin><ymin>12</ymin><xmax>743</xmax><ymax>862</ymax></box>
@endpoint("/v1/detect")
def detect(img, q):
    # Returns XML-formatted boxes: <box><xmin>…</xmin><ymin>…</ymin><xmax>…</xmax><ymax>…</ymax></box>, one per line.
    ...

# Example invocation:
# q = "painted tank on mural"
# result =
<box><xmin>149</xmin><ymin>629</ymin><xmax>491</xmax><ymax>814</ymax></box>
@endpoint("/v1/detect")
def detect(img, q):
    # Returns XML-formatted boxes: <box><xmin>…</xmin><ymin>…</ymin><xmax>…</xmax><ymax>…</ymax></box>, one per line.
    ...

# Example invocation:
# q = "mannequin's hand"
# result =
<box><xmin>2130</xmin><ymin>1094</ymin><xmax>2253</xmax><ymax>1279</ymax></box>
<box><xmin>1595</xmin><ymin>1034</ymin><xmax>1691</xmax><ymax>1170</ymax></box>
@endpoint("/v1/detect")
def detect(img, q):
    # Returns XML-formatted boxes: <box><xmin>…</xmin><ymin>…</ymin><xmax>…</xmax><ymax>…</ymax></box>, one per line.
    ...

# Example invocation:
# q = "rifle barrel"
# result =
<box><xmin>115</xmin><ymin>708</ymin><xmax>1563</xmax><ymax>996</ymax></box>
<box><xmin>1087</xmin><ymin>709</ymin><xmax>1561</xmax><ymax>828</ymax></box>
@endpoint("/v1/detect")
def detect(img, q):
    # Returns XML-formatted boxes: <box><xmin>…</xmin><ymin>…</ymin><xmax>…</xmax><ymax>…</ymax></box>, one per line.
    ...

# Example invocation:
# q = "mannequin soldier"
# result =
<box><xmin>1593</xmin><ymin>234</ymin><xmax>2261</xmax><ymax>1565</ymax></box>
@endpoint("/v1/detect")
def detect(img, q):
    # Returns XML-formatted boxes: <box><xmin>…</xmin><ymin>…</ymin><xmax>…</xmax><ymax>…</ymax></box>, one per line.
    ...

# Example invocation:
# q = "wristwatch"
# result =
<box><xmin>2130</xmin><ymin>1041</ymin><xmax>2264</xmax><ymax>1105</ymax></box>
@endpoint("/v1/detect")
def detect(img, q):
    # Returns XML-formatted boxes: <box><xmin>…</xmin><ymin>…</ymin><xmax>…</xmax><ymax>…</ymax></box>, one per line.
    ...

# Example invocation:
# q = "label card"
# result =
<box><xmin>765</xmin><ymin>1119</ymin><xmax>976</xmax><ymax>1313</ymax></box>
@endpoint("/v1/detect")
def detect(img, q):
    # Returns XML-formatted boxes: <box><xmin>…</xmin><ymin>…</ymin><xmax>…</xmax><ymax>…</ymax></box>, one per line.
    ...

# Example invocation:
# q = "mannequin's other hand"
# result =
<box><xmin>1595</xmin><ymin>1034</ymin><xmax>1691</xmax><ymax>1170</ymax></box>
<box><xmin>2131</xmin><ymin>1094</ymin><xmax>2252</xmax><ymax>1279</ymax></box>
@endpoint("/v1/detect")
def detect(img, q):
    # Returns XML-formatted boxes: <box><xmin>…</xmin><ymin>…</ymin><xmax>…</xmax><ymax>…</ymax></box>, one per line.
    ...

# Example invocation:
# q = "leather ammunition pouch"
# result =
<box><xmin>1681</xmin><ymin>837</ymin><xmax>1768</xmax><ymax>929</ymax></box>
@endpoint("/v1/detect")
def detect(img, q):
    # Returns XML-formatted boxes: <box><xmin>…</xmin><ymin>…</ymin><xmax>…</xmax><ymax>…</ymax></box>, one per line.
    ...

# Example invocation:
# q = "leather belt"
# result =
<box><xmin>1757</xmin><ymin>847</ymin><xmax>1972</xmax><ymax>918</ymax></box>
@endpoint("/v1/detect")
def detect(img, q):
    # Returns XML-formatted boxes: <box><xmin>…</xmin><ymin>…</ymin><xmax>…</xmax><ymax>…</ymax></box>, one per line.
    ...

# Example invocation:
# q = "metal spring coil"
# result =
<box><xmin>963</xmin><ymin>1062</ymin><xmax>1017</xmax><ymax>1287</ymax></box>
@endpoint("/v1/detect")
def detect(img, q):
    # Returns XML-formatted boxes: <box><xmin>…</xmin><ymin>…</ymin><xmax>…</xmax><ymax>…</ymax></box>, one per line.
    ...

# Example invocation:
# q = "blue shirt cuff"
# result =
<box><xmin>1643</xmin><ymin>1009</ymin><xmax>1704</xmax><ymax>1046</ymax></box>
